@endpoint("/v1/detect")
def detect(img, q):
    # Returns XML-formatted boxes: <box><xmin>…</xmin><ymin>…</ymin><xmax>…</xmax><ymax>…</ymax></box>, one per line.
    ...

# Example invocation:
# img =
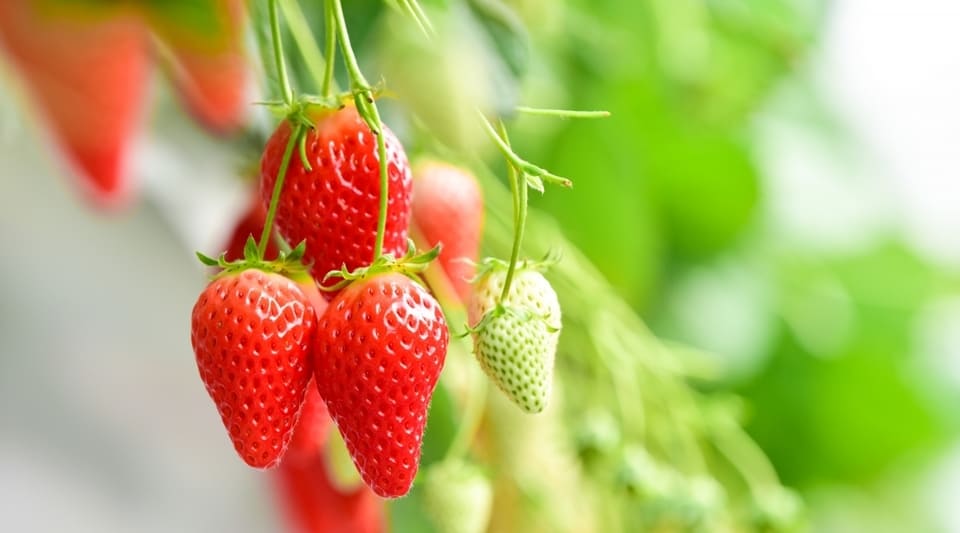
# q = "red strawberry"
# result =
<box><xmin>313</xmin><ymin>273</ymin><xmax>449</xmax><ymax>497</ymax></box>
<box><xmin>273</xmin><ymin>453</ymin><xmax>384</xmax><ymax>533</ymax></box>
<box><xmin>145</xmin><ymin>0</ymin><xmax>249</xmax><ymax>133</ymax></box>
<box><xmin>284</xmin><ymin>383</ymin><xmax>332</xmax><ymax>465</ymax></box>
<box><xmin>191</xmin><ymin>268</ymin><xmax>317</xmax><ymax>468</ymax></box>
<box><xmin>220</xmin><ymin>196</ymin><xmax>327</xmax><ymax>326</ymax></box>
<box><xmin>260</xmin><ymin>106</ymin><xmax>413</xmax><ymax>289</ymax></box>
<box><xmin>412</xmin><ymin>160</ymin><xmax>484</xmax><ymax>304</ymax></box>
<box><xmin>0</xmin><ymin>0</ymin><xmax>148</xmax><ymax>208</ymax></box>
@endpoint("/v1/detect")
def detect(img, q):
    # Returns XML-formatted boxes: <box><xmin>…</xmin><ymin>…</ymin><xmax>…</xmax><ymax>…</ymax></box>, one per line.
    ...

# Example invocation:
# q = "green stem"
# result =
<box><xmin>709</xmin><ymin>417</ymin><xmax>781</xmax><ymax>494</ymax></box>
<box><xmin>399</xmin><ymin>0</ymin><xmax>433</xmax><ymax>37</ymax></box>
<box><xmin>268</xmin><ymin>0</ymin><xmax>293</xmax><ymax>106</ymax></box>
<box><xmin>330</xmin><ymin>0</ymin><xmax>389</xmax><ymax>261</ymax></box>
<box><xmin>322</xmin><ymin>0</ymin><xmax>337</xmax><ymax>96</ymax></box>
<box><xmin>477</xmin><ymin>111</ymin><xmax>572</xmax><ymax>188</ymax></box>
<box><xmin>259</xmin><ymin>125</ymin><xmax>303</xmax><ymax>257</ymax></box>
<box><xmin>279</xmin><ymin>0</ymin><xmax>327</xmax><ymax>91</ymax></box>
<box><xmin>515</xmin><ymin>106</ymin><xmax>611</xmax><ymax>119</ymax></box>
<box><xmin>497</xmin><ymin>121</ymin><xmax>527</xmax><ymax>303</ymax></box>
<box><xmin>330</xmin><ymin>0</ymin><xmax>369</xmax><ymax>88</ymax></box>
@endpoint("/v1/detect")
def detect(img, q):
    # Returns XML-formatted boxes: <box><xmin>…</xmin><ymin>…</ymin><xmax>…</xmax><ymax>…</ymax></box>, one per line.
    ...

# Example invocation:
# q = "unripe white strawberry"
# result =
<box><xmin>469</xmin><ymin>265</ymin><xmax>561</xmax><ymax>413</ymax></box>
<box><xmin>422</xmin><ymin>460</ymin><xmax>493</xmax><ymax>533</ymax></box>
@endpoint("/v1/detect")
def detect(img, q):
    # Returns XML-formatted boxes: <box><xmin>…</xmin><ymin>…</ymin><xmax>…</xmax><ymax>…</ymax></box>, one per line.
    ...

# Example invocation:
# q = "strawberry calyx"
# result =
<box><xmin>462</xmin><ymin>302</ymin><xmax>559</xmax><ymax>338</ymax></box>
<box><xmin>196</xmin><ymin>236</ymin><xmax>313</xmax><ymax>283</ymax></box>
<box><xmin>320</xmin><ymin>239</ymin><xmax>441</xmax><ymax>292</ymax></box>
<box><xmin>471</xmin><ymin>252</ymin><xmax>560</xmax><ymax>284</ymax></box>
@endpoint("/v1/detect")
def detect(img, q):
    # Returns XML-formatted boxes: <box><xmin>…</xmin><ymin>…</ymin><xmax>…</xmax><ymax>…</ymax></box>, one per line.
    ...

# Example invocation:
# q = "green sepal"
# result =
<box><xmin>462</xmin><ymin>302</ymin><xmax>557</xmax><ymax>335</ymax></box>
<box><xmin>525</xmin><ymin>174</ymin><xmax>545</xmax><ymax>193</ymax></box>
<box><xmin>195</xmin><ymin>251</ymin><xmax>222</xmax><ymax>267</ymax></box>
<box><xmin>194</xmin><ymin>237</ymin><xmax>313</xmax><ymax>282</ymax></box>
<box><xmin>471</xmin><ymin>251</ymin><xmax>559</xmax><ymax>280</ymax></box>
<box><xmin>319</xmin><ymin>240</ymin><xmax>443</xmax><ymax>292</ymax></box>
<box><xmin>243</xmin><ymin>235</ymin><xmax>260</xmax><ymax>262</ymax></box>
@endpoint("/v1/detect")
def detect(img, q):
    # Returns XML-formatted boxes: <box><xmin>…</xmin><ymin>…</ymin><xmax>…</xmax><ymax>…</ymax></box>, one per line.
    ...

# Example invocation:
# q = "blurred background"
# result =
<box><xmin>2</xmin><ymin>0</ymin><xmax>959</xmax><ymax>531</ymax></box>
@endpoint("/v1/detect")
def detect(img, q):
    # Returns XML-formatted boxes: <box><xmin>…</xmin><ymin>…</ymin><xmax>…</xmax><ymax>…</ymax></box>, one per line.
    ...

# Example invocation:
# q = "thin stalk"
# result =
<box><xmin>709</xmin><ymin>417</ymin><xmax>781</xmax><ymax>494</ymax></box>
<box><xmin>497</xmin><ymin>121</ymin><xmax>526</xmax><ymax>303</ymax></box>
<box><xmin>477</xmin><ymin>111</ymin><xmax>572</xmax><ymax>188</ymax></box>
<box><xmin>330</xmin><ymin>0</ymin><xmax>389</xmax><ymax>261</ymax></box>
<box><xmin>259</xmin><ymin>125</ymin><xmax>303</xmax><ymax>257</ymax></box>
<box><xmin>515</xmin><ymin>106</ymin><xmax>611</xmax><ymax>119</ymax></box>
<box><xmin>322</xmin><ymin>0</ymin><xmax>337</xmax><ymax>96</ymax></box>
<box><xmin>268</xmin><ymin>0</ymin><xmax>293</xmax><ymax>106</ymax></box>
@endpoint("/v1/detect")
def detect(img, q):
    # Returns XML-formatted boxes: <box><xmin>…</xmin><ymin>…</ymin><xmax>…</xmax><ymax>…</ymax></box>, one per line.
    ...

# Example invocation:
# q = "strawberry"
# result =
<box><xmin>468</xmin><ymin>265</ymin><xmax>561</xmax><ymax>413</ymax></box>
<box><xmin>191</xmin><ymin>267</ymin><xmax>317</xmax><ymax>468</ymax></box>
<box><xmin>411</xmin><ymin>160</ymin><xmax>484</xmax><ymax>304</ymax></box>
<box><xmin>0</xmin><ymin>0</ymin><xmax>147</xmax><ymax>207</ymax></box>
<box><xmin>284</xmin><ymin>383</ymin><xmax>331</xmax><ymax>465</ymax></box>
<box><xmin>313</xmin><ymin>273</ymin><xmax>449</xmax><ymax>497</ymax></box>
<box><xmin>422</xmin><ymin>460</ymin><xmax>493</xmax><ymax>533</ymax></box>
<box><xmin>145</xmin><ymin>0</ymin><xmax>249</xmax><ymax>133</ymax></box>
<box><xmin>260</xmin><ymin>106</ymin><xmax>413</xmax><ymax>289</ymax></box>
<box><xmin>273</xmin><ymin>453</ymin><xmax>384</xmax><ymax>533</ymax></box>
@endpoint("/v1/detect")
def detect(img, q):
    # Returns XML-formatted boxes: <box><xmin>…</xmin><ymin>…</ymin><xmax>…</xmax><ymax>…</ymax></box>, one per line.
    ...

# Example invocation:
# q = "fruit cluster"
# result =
<box><xmin>189</xmin><ymin>99</ymin><xmax>563</xmax><ymax>506</ymax></box>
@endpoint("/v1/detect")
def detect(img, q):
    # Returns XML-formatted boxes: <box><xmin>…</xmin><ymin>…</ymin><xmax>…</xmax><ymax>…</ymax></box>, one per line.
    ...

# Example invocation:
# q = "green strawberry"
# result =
<box><xmin>422</xmin><ymin>460</ymin><xmax>493</xmax><ymax>533</ymax></box>
<box><xmin>468</xmin><ymin>264</ymin><xmax>561</xmax><ymax>414</ymax></box>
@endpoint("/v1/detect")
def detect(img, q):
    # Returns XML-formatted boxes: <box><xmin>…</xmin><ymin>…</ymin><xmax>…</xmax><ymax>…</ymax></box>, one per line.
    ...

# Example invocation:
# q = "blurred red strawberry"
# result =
<box><xmin>0</xmin><ymin>1</ymin><xmax>148</xmax><ymax>207</ymax></box>
<box><xmin>0</xmin><ymin>0</ymin><xmax>249</xmax><ymax>209</ymax></box>
<box><xmin>145</xmin><ymin>0</ymin><xmax>249</xmax><ymax>133</ymax></box>
<box><xmin>284</xmin><ymin>384</ymin><xmax>332</xmax><ymax>466</ymax></box>
<box><xmin>273</xmin><ymin>454</ymin><xmax>384</xmax><ymax>533</ymax></box>
<box><xmin>412</xmin><ymin>160</ymin><xmax>484</xmax><ymax>304</ymax></box>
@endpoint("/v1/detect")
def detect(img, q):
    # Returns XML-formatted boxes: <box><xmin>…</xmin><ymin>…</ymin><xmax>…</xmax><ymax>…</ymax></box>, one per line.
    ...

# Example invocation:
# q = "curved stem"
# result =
<box><xmin>330</xmin><ymin>0</ymin><xmax>389</xmax><ymax>261</ymax></box>
<box><xmin>709</xmin><ymin>416</ymin><xmax>781</xmax><ymax>494</ymax></box>
<box><xmin>477</xmin><ymin>111</ymin><xmax>572</xmax><ymax>189</ymax></box>
<box><xmin>497</xmin><ymin>121</ymin><xmax>527</xmax><ymax>303</ymax></box>
<box><xmin>371</xmin><ymin>115</ymin><xmax>389</xmax><ymax>261</ymax></box>
<box><xmin>268</xmin><ymin>0</ymin><xmax>293</xmax><ymax>106</ymax></box>
<box><xmin>330</xmin><ymin>0</ymin><xmax>369</xmax><ymax>88</ymax></box>
<box><xmin>279</xmin><ymin>0</ymin><xmax>327</xmax><ymax>91</ymax></box>
<box><xmin>259</xmin><ymin>124</ymin><xmax>303</xmax><ymax>257</ymax></box>
<box><xmin>322</xmin><ymin>0</ymin><xmax>337</xmax><ymax>96</ymax></box>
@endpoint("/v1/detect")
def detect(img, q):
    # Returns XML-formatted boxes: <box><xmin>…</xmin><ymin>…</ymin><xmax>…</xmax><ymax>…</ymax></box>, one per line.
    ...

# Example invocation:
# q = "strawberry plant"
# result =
<box><xmin>0</xmin><ymin>0</ymin><xmax>810</xmax><ymax>531</ymax></box>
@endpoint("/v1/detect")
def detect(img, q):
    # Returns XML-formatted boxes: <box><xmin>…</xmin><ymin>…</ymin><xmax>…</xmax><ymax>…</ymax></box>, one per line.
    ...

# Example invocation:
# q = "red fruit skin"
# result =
<box><xmin>147</xmin><ymin>0</ymin><xmax>249</xmax><ymax>133</ymax></box>
<box><xmin>411</xmin><ymin>161</ymin><xmax>484</xmax><ymax>304</ymax></box>
<box><xmin>0</xmin><ymin>1</ymin><xmax>148</xmax><ymax>208</ymax></box>
<box><xmin>284</xmin><ymin>383</ymin><xmax>332</xmax><ymax>465</ymax></box>
<box><xmin>221</xmin><ymin>195</ymin><xmax>328</xmax><ymax>335</ymax></box>
<box><xmin>260</xmin><ymin>107</ymin><xmax>413</xmax><ymax>290</ymax></box>
<box><xmin>191</xmin><ymin>269</ymin><xmax>316</xmax><ymax>469</ymax></box>
<box><xmin>273</xmin><ymin>453</ymin><xmax>384</xmax><ymax>533</ymax></box>
<box><xmin>313</xmin><ymin>274</ymin><xmax>449</xmax><ymax>498</ymax></box>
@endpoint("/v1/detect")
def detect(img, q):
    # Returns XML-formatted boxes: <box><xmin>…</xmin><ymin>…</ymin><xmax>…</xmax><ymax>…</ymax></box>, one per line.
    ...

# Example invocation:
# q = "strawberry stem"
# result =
<box><xmin>330</xmin><ymin>0</ymin><xmax>390</xmax><ymax>262</ymax></box>
<box><xmin>322</xmin><ymin>0</ymin><xmax>337</xmax><ymax>97</ymax></box>
<box><xmin>495</xmin><ymin>121</ymin><xmax>527</xmax><ymax>303</ymax></box>
<box><xmin>515</xmin><ymin>106</ymin><xmax>611</xmax><ymax>119</ymax></box>
<box><xmin>259</xmin><ymin>124</ymin><xmax>304</xmax><ymax>257</ymax></box>
<box><xmin>268</xmin><ymin>0</ymin><xmax>293</xmax><ymax>107</ymax></box>
<box><xmin>477</xmin><ymin>111</ymin><xmax>573</xmax><ymax>189</ymax></box>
